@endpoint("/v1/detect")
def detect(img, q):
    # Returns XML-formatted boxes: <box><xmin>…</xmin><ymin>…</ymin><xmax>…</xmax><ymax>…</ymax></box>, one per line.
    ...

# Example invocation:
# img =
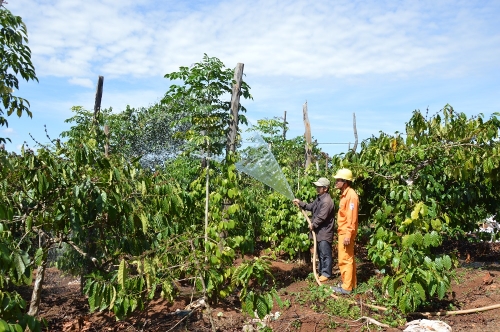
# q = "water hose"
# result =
<box><xmin>295</xmin><ymin>204</ymin><xmax>500</xmax><ymax>316</ymax></box>
<box><xmin>294</xmin><ymin>202</ymin><xmax>321</xmax><ymax>285</ymax></box>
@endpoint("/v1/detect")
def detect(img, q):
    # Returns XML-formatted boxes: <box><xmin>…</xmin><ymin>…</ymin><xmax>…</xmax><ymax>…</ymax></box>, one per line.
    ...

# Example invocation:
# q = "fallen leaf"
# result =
<box><xmin>483</xmin><ymin>272</ymin><xmax>493</xmax><ymax>285</ymax></box>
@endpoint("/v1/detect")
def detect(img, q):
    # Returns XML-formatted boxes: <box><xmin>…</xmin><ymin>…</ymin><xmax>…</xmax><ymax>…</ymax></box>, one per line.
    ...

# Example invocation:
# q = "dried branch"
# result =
<box><xmin>352</xmin><ymin>316</ymin><xmax>390</xmax><ymax>328</ymax></box>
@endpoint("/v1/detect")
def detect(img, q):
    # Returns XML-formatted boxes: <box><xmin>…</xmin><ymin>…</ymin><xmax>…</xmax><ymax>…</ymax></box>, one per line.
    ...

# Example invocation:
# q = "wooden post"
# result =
<box><xmin>303</xmin><ymin>102</ymin><xmax>312</xmax><ymax>169</ymax></box>
<box><xmin>352</xmin><ymin>112</ymin><xmax>358</xmax><ymax>152</ymax></box>
<box><xmin>227</xmin><ymin>63</ymin><xmax>244</xmax><ymax>154</ymax></box>
<box><xmin>93</xmin><ymin>76</ymin><xmax>104</xmax><ymax>124</ymax></box>
<box><xmin>283</xmin><ymin>111</ymin><xmax>287</xmax><ymax>140</ymax></box>
<box><xmin>84</xmin><ymin>75</ymin><xmax>103</xmax><ymax>294</ymax></box>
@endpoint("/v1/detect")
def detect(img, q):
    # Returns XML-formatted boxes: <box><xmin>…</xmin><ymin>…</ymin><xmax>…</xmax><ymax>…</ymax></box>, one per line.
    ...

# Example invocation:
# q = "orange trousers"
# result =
<box><xmin>338</xmin><ymin>234</ymin><xmax>357</xmax><ymax>291</ymax></box>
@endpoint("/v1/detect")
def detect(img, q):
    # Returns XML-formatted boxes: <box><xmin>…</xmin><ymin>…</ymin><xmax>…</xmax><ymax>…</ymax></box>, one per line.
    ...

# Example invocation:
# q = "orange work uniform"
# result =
<box><xmin>337</xmin><ymin>186</ymin><xmax>359</xmax><ymax>291</ymax></box>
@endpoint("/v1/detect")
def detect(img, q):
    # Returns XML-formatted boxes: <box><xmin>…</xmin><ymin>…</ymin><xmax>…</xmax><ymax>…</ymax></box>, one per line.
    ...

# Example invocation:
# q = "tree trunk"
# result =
<box><xmin>303</xmin><ymin>102</ymin><xmax>312</xmax><ymax>169</ymax></box>
<box><xmin>27</xmin><ymin>257</ymin><xmax>47</xmax><ymax>316</ymax></box>
<box><xmin>227</xmin><ymin>63</ymin><xmax>244</xmax><ymax>155</ymax></box>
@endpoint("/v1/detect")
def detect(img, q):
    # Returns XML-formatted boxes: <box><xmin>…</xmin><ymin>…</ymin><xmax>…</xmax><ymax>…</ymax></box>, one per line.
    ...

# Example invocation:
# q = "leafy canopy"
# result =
<box><xmin>0</xmin><ymin>5</ymin><xmax>37</xmax><ymax>142</ymax></box>
<box><xmin>161</xmin><ymin>54</ymin><xmax>252</xmax><ymax>157</ymax></box>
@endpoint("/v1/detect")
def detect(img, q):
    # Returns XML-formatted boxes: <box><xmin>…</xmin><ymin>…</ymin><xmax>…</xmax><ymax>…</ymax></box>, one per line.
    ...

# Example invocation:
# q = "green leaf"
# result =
<box><xmin>123</xmin><ymin>297</ymin><xmax>130</xmax><ymax>315</ymax></box>
<box><xmin>13</xmin><ymin>253</ymin><xmax>26</xmax><ymax>278</ymax></box>
<box><xmin>118</xmin><ymin>259</ymin><xmax>127</xmax><ymax>289</ymax></box>
<box><xmin>25</xmin><ymin>215</ymin><xmax>32</xmax><ymax>230</ymax></box>
<box><xmin>442</xmin><ymin>255</ymin><xmax>452</xmax><ymax>270</ymax></box>
<box><xmin>386</xmin><ymin>277</ymin><xmax>395</xmax><ymax>296</ymax></box>
<box><xmin>109</xmin><ymin>286</ymin><xmax>117</xmax><ymax>310</ymax></box>
<box><xmin>140</xmin><ymin>213</ymin><xmax>148</xmax><ymax>234</ymax></box>
<box><xmin>0</xmin><ymin>320</ymin><xmax>11</xmax><ymax>331</ymax></box>
<box><xmin>272</xmin><ymin>289</ymin><xmax>283</xmax><ymax>308</ymax></box>
<box><xmin>89</xmin><ymin>282</ymin><xmax>97</xmax><ymax>311</ymax></box>
<box><xmin>243</xmin><ymin>291</ymin><xmax>254</xmax><ymax>316</ymax></box>
<box><xmin>430</xmin><ymin>282</ymin><xmax>437</xmax><ymax>297</ymax></box>
<box><xmin>437</xmin><ymin>281</ymin><xmax>447</xmax><ymax>299</ymax></box>
<box><xmin>429</xmin><ymin>231</ymin><xmax>440</xmax><ymax>246</ymax></box>
<box><xmin>402</xmin><ymin>234</ymin><xmax>413</xmax><ymax>248</ymax></box>
<box><xmin>392</xmin><ymin>256</ymin><xmax>400</xmax><ymax>269</ymax></box>
<box><xmin>255</xmin><ymin>295</ymin><xmax>269</xmax><ymax>319</ymax></box>
<box><xmin>435</xmin><ymin>257</ymin><xmax>444</xmax><ymax>271</ymax></box>
<box><xmin>413</xmin><ymin>283</ymin><xmax>426</xmax><ymax>301</ymax></box>
<box><xmin>34</xmin><ymin>248</ymin><xmax>44</xmax><ymax>266</ymax></box>
<box><xmin>431</xmin><ymin>219</ymin><xmax>442</xmax><ymax>231</ymax></box>
<box><xmin>99</xmin><ymin>284</ymin><xmax>109</xmax><ymax>311</ymax></box>
<box><xmin>413</xmin><ymin>232</ymin><xmax>423</xmax><ymax>246</ymax></box>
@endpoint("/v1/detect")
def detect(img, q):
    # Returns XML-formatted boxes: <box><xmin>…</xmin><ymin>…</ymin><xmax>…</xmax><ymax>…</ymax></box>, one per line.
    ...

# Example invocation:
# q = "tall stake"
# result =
<box><xmin>93</xmin><ymin>76</ymin><xmax>104</xmax><ymax>124</ymax></box>
<box><xmin>84</xmin><ymin>75</ymin><xmax>103</xmax><ymax>294</ymax></box>
<box><xmin>227</xmin><ymin>63</ymin><xmax>244</xmax><ymax>154</ymax></box>
<box><xmin>352</xmin><ymin>112</ymin><xmax>358</xmax><ymax>152</ymax></box>
<box><xmin>204</xmin><ymin>158</ymin><xmax>210</xmax><ymax>261</ymax></box>
<box><xmin>303</xmin><ymin>102</ymin><xmax>312</xmax><ymax>169</ymax></box>
<box><xmin>283</xmin><ymin>110</ymin><xmax>287</xmax><ymax>140</ymax></box>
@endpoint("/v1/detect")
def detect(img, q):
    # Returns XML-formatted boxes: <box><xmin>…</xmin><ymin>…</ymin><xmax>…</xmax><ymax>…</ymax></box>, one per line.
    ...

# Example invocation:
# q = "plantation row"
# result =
<box><xmin>2</xmin><ymin>6</ymin><xmax>500</xmax><ymax>331</ymax></box>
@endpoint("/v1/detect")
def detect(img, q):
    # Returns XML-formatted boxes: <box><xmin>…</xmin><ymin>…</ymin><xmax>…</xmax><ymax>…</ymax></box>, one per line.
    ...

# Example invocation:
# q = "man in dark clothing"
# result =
<box><xmin>293</xmin><ymin>177</ymin><xmax>335</xmax><ymax>282</ymax></box>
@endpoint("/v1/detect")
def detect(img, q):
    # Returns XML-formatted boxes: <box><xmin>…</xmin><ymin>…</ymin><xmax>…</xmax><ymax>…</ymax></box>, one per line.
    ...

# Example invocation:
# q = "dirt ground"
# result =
<box><xmin>25</xmin><ymin>241</ymin><xmax>500</xmax><ymax>331</ymax></box>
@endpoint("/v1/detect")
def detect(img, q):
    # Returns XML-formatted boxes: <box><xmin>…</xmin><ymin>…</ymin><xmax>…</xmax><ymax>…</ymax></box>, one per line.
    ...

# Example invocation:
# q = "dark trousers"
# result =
<box><xmin>317</xmin><ymin>240</ymin><xmax>332</xmax><ymax>278</ymax></box>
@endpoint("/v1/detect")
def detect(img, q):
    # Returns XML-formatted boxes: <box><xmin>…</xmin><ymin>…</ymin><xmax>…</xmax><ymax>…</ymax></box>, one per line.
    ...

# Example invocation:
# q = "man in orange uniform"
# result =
<box><xmin>331</xmin><ymin>168</ymin><xmax>358</xmax><ymax>295</ymax></box>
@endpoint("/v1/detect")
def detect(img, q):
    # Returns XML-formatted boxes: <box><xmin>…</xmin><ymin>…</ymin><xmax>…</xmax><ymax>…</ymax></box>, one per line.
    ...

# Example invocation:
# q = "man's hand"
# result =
<box><xmin>343</xmin><ymin>237</ymin><xmax>351</xmax><ymax>246</ymax></box>
<box><xmin>292</xmin><ymin>198</ymin><xmax>300</xmax><ymax>206</ymax></box>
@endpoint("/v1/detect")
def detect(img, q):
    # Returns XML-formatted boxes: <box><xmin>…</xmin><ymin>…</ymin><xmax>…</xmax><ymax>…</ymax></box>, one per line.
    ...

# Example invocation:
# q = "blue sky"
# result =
<box><xmin>3</xmin><ymin>0</ymin><xmax>500</xmax><ymax>156</ymax></box>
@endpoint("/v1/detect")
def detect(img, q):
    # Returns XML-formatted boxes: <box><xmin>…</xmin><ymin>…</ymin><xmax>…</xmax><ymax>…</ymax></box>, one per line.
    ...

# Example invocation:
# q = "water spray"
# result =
<box><xmin>235</xmin><ymin>127</ymin><xmax>321</xmax><ymax>283</ymax></box>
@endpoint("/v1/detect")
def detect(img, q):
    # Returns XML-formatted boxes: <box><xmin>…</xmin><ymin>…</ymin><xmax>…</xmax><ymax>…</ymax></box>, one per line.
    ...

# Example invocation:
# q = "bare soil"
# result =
<box><xmin>23</xmin><ymin>241</ymin><xmax>500</xmax><ymax>331</ymax></box>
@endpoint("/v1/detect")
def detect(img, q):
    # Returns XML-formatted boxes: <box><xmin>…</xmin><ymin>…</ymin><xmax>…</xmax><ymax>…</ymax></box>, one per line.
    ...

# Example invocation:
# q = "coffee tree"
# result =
<box><xmin>161</xmin><ymin>54</ymin><xmax>252</xmax><ymax>157</ymax></box>
<box><xmin>0</xmin><ymin>4</ymin><xmax>40</xmax><ymax>330</ymax></box>
<box><xmin>0</xmin><ymin>5</ymin><xmax>37</xmax><ymax>141</ymax></box>
<box><xmin>333</xmin><ymin>105</ymin><xmax>500</xmax><ymax>312</ymax></box>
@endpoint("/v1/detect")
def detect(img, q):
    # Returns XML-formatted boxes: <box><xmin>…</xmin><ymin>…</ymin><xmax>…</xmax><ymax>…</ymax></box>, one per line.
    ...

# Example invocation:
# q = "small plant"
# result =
<box><xmin>231</xmin><ymin>256</ymin><xmax>283</xmax><ymax>319</ymax></box>
<box><xmin>453</xmin><ymin>268</ymin><xmax>469</xmax><ymax>285</ymax></box>
<box><xmin>324</xmin><ymin>297</ymin><xmax>360</xmax><ymax>319</ymax></box>
<box><xmin>325</xmin><ymin>318</ymin><xmax>339</xmax><ymax>329</ymax></box>
<box><xmin>290</xmin><ymin>319</ymin><xmax>302</xmax><ymax>329</ymax></box>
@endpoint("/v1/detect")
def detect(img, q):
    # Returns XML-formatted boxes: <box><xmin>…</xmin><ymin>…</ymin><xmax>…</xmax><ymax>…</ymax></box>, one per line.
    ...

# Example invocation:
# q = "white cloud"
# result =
<box><xmin>7</xmin><ymin>0</ymin><xmax>500</xmax><ymax>81</ymax></box>
<box><xmin>68</xmin><ymin>77</ymin><xmax>94</xmax><ymax>88</ymax></box>
<box><xmin>3</xmin><ymin>0</ymin><xmax>500</xmax><ymax>157</ymax></box>
<box><xmin>2</xmin><ymin>128</ymin><xmax>15</xmax><ymax>135</ymax></box>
